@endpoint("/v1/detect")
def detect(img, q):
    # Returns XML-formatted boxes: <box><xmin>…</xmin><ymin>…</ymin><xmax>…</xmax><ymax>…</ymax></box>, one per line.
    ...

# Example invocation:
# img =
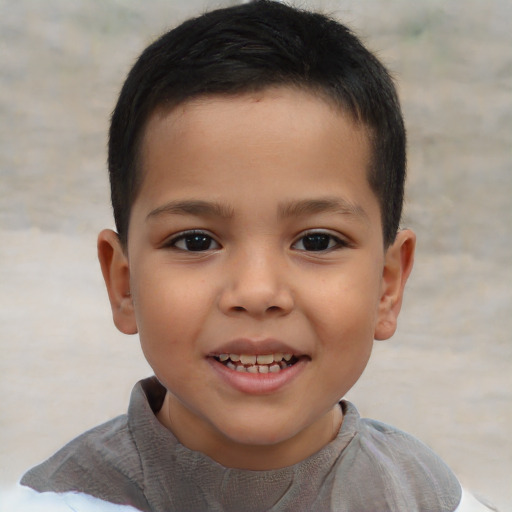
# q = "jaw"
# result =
<box><xmin>158</xmin><ymin>380</ymin><xmax>342</xmax><ymax>470</ymax></box>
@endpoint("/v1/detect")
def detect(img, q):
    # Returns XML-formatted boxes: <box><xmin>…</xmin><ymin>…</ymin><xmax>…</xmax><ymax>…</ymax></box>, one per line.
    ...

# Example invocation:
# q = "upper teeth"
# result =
<box><xmin>219</xmin><ymin>353</ymin><xmax>293</xmax><ymax>365</ymax></box>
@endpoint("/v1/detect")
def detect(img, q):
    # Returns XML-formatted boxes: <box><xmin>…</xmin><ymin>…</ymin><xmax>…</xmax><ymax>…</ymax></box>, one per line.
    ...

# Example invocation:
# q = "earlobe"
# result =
<box><xmin>97</xmin><ymin>229</ymin><xmax>138</xmax><ymax>335</ymax></box>
<box><xmin>374</xmin><ymin>229</ymin><xmax>416</xmax><ymax>341</ymax></box>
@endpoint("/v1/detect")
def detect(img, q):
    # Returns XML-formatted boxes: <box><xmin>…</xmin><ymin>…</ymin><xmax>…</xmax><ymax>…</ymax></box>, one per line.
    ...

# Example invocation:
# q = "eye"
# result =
<box><xmin>168</xmin><ymin>231</ymin><xmax>220</xmax><ymax>252</ymax></box>
<box><xmin>292</xmin><ymin>231</ymin><xmax>346</xmax><ymax>252</ymax></box>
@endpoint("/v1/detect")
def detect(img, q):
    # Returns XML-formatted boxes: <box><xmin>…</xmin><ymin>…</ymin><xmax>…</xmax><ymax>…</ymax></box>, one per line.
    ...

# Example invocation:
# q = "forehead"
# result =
<box><xmin>141</xmin><ymin>86</ymin><xmax>369</xmax><ymax>159</ymax></box>
<box><xmin>135</xmin><ymin>87</ymin><xmax>379</xmax><ymax>224</ymax></box>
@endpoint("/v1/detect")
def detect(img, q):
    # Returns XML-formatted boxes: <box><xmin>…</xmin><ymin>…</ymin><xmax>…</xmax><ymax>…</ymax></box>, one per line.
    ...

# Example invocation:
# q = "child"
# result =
<box><xmin>13</xmin><ymin>1</ymin><xmax>492</xmax><ymax>511</ymax></box>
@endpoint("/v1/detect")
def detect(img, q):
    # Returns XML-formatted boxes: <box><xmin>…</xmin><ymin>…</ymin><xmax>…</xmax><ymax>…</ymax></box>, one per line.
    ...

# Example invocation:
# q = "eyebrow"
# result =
<box><xmin>146</xmin><ymin>200</ymin><xmax>234</xmax><ymax>221</ymax></box>
<box><xmin>146</xmin><ymin>197</ymin><xmax>368</xmax><ymax>223</ymax></box>
<box><xmin>277</xmin><ymin>197</ymin><xmax>369</xmax><ymax>222</ymax></box>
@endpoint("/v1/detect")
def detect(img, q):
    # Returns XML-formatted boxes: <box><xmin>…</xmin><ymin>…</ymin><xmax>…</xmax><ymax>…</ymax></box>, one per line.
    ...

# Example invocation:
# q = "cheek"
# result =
<box><xmin>305</xmin><ymin>268</ymin><xmax>382</xmax><ymax>335</ymax></box>
<box><xmin>313</xmin><ymin>281</ymin><xmax>377</xmax><ymax>389</ymax></box>
<box><xmin>132</xmin><ymin>267</ymin><xmax>214</xmax><ymax>352</ymax></box>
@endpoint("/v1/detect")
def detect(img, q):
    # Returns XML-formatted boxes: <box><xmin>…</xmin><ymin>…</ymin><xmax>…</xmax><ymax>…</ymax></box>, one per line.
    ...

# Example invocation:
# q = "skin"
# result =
<box><xmin>98</xmin><ymin>87</ymin><xmax>415</xmax><ymax>471</ymax></box>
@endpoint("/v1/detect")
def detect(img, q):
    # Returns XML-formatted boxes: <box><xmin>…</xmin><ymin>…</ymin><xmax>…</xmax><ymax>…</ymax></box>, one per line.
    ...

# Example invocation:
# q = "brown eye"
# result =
<box><xmin>171</xmin><ymin>232</ymin><xmax>220</xmax><ymax>251</ymax></box>
<box><xmin>292</xmin><ymin>232</ymin><xmax>346</xmax><ymax>252</ymax></box>
<box><xmin>302</xmin><ymin>234</ymin><xmax>332</xmax><ymax>251</ymax></box>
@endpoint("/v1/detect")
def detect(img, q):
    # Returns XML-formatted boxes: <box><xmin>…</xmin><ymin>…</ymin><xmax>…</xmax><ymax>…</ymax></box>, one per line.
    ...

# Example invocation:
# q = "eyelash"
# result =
<box><xmin>165</xmin><ymin>230</ymin><xmax>348</xmax><ymax>253</ymax></box>
<box><xmin>291</xmin><ymin>231</ymin><xmax>349</xmax><ymax>252</ymax></box>
<box><xmin>165</xmin><ymin>230</ymin><xmax>221</xmax><ymax>252</ymax></box>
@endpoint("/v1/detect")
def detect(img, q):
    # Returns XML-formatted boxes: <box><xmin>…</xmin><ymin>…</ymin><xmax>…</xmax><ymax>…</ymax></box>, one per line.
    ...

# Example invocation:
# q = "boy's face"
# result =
<box><xmin>99</xmin><ymin>87</ymin><xmax>414</xmax><ymax>469</ymax></box>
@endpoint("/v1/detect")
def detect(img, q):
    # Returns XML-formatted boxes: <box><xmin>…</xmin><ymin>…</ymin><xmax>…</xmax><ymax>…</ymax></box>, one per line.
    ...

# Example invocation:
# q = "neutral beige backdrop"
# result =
<box><xmin>1</xmin><ymin>0</ymin><xmax>511</xmax><ymax>509</ymax></box>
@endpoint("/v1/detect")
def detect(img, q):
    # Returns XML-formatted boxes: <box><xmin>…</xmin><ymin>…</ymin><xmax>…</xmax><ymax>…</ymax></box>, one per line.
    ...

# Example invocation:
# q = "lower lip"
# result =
<box><xmin>208</xmin><ymin>357</ymin><xmax>308</xmax><ymax>395</ymax></box>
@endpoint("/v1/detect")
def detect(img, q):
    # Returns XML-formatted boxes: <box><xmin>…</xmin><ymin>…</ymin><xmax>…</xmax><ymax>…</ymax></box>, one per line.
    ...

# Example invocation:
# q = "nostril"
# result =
<box><xmin>233</xmin><ymin>306</ymin><xmax>246</xmax><ymax>312</ymax></box>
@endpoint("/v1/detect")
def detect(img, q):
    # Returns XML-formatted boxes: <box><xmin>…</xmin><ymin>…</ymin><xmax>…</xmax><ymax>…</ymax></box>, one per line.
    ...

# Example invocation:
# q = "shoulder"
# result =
<box><xmin>343</xmin><ymin>403</ymin><xmax>458</xmax><ymax>474</ymax></box>
<box><xmin>356</xmin><ymin>413</ymin><xmax>450</xmax><ymax>464</ymax></box>
<box><xmin>337</xmin><ymin>405</ymin><xmax>497</xmax><ymax>511</ymax></box>
<box><xmin>18</xmin><ymin>378</ymin><xmax>167</xmax><ymax>511</ymax></box>
<box><xmin>356</xmin><ymin>412</ymin><xmax>458</xmax><ymax>476</ymax></box>
<box><xmin>332</xmin><ymin>402</ymin><xmax>462</xmax><ymax>511</ymax></box>
<box><xmin>20</xmin><ymin>414</ymin><xmax>148</xmax><ymax>510</ymax></box>
<box><xmin>1</xmin><ymin>485</ymin><xmax>142</xmax><ymax>512</ymax></box>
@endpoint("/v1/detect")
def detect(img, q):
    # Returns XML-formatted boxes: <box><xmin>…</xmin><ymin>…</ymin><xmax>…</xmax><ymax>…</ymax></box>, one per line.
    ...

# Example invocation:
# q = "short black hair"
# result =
<box><xmin>109</xmin><ymin>0</ymin><xmax>406</xmax><ymax>247</ymax></box>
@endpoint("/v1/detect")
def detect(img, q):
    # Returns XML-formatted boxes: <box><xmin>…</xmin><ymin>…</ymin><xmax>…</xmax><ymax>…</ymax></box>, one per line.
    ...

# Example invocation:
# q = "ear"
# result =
<box><xmin>374</xmin><ymin>229</ymin><xmax>416</xmax><ymax>341</ymax></box>
<box><xmin>97</xmin><ymin>229</ymin><xmax>138</xmax><ymax>335</ymax></box>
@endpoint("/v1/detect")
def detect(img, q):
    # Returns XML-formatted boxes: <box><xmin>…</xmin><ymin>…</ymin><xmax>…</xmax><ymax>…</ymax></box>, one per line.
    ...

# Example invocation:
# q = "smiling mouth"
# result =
<box><xmin>213</xmin><ymin>353</ymin><xmax>300</xmax><ymax>374</ymax></box>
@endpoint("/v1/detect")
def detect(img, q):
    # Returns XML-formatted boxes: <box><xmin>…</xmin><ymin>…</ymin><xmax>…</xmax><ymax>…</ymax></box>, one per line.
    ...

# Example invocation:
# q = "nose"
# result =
<box><xmin>218</xmin><ymin>249</ymin><xmax>294</xmax><ymax>317</ymax></box>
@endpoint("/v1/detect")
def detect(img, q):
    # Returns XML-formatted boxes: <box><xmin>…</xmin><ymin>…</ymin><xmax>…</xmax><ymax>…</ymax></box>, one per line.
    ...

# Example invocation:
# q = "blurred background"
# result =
<box><xmin>0</xmin><ymin>0</ymin><xmax>510</xmax><ymax>509</ymax></box>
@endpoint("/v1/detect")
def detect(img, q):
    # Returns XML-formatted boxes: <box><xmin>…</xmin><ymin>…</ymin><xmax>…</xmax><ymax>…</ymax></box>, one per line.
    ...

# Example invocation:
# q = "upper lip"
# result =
<box><xmin>208</xmin><ymin>338</ymin><xmax>305</xmax><ymax>357</ymax></box>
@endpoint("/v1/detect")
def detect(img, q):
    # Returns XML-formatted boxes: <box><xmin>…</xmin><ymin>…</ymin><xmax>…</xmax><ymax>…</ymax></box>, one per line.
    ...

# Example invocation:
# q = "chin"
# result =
<box><xmin>216</xmin><ymin>416</ymin><xmax>301</xmax><ymax>448</ymax></box>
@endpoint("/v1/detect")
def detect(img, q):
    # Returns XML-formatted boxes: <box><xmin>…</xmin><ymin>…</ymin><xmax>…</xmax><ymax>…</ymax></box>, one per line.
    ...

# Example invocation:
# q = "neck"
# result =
<box><xmin>157</xmin><ymin>392</ymin><xmax>343</xmax><ymax>470</ymax></box>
